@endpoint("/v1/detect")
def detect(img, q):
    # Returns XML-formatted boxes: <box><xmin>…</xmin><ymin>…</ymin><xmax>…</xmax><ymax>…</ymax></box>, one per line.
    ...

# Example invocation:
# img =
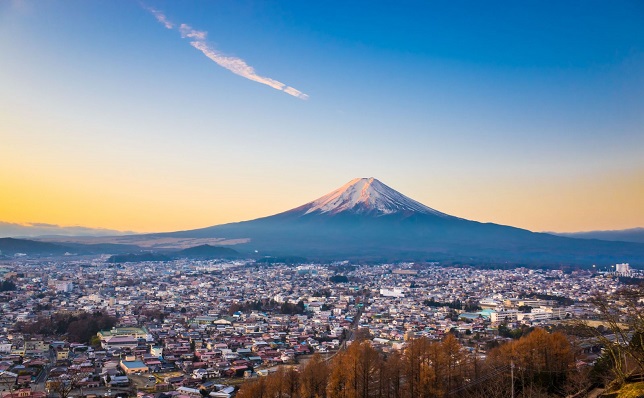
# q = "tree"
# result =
<box><xmin>327</xmin><ymin>353</ymin><xmax>350</xmax><ymax>398</ymax></box>
<box><xmin>0</xmin><ymin>370</ymin><xmax>17</xmax><ymax>396</ymax></box>
<box><xmin>585</xmin><ymin>286</ymin><xmax>644</xmax><ymax>384</ymax></box>
<box><xmin>17</xmin><ymin>311</ymin><xmax>116</xmax><ymax>344</ymax></box>
<box><xmin>74</xmin><ymin>372</ymin><xmax>91</xmax><ymax>398</ymax></box>
<box><xmin>380</xmin><ymin>350</ymin><xmax>403</xmax><ymax>398</ymax></box>
<box><xmin>327</xmin><ymin>340</ymin><xmax>382</xmax><ymax>398</ymax></box>
<box><xmin>0</xmin><ymin>280</ymin><xmax>16</xmax><ymax>292</ymax></box>
<box><xmin>236</xmin><ymin>377</ymin><xmax>269</xmax><ymax>398</ymax></box>
<box><xmin>329</xmin><ymin>275</ymin><xmax>349</xmax><ymax>283</ymax></box>
<box><xmin>234</xmin><ymin>332</ymin><xmax>579</xmax><ymax>398</ymax></box>
<box><xmin>48</xmin><ymin>373</ymin><xmax>88</xmax><ymax>398</ymax></box>
<box><xmin>90</xmin><ymin>335</ymin><xmax>102</xmax><ymax>347</ymax></box>
<box><xmin>488</xmin><ymin>328</ymin><xmax>574</xmax><ymax>396</ymax></box>
<box><xmin>401</xmin><ymin>336</ymin><xmax>436</xmax><ymax>398</ymax></box>
<box><xmin>299</xmin><ymin>353</ymin><xmax>329</xmax><ymax>398</ymax></box>
<box><xmin>441</xmin><ymin>333</ymin><xmax>469</xmax><ymax>393</ymax></box>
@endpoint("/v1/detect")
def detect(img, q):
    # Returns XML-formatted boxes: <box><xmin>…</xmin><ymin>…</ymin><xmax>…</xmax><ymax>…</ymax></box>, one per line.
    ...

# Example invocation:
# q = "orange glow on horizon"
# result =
<box><xmin>1</xmin><ymin>167</ymin><xmax>642</xmax><ymax>234</ymax></box>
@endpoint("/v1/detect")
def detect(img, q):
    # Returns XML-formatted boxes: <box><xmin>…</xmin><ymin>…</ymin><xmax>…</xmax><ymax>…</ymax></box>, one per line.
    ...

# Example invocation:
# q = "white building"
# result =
<box><xmin>616</xmin><ymin>263</ymin><xmax>630</xmax><ymax>275</ymax></box>
<box><xmin>54</xmin><ymin>281</ymin><xmax>74</xmax><ymax>293</ymax></box>
<box><xmin>380</xmin><ymin>288</ymin><xmax>404</xmax><ymax>298</ymax></box>
<box><xmin>490</xmin><ymin>310</ymin><xmax>518</xmax><ymax>323</ymax></box>
<box><xmin>518</xmin><ymin>308</ymin><xmax>552</xmax><ymax>322</ymax></box>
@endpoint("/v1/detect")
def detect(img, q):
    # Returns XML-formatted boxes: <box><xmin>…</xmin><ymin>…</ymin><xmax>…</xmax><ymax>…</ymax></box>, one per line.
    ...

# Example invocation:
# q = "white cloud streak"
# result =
<box><xmin>146</xmin><ymin>8</ymin><xmax>308</xmax><ymax>100</ymax></box>
<box><xmin>179</xmin><ymin>24</ymin><xmax>207</xmax><ymax>40</ymax></box>
<box><xmin>147</xmin><ymin>7</ymin><xmax>174</xmax><ymax>29</ymax></box>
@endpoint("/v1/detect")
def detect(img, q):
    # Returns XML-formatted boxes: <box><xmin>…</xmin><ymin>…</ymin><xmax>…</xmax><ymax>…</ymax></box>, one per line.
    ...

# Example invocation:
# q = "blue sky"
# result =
<box><xmin>1</xmin><ymin>0</ymin><xmax>643</xmax><ymax>233</ymax></box>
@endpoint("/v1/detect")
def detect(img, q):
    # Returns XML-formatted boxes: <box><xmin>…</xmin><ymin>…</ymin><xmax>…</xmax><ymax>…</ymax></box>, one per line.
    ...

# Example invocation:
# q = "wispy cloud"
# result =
<box><xmin>147</xmin><ymin>6</ymin><xmax>174</xmax><ymax>29</ymax></box>
<box><xmin>145</xmin><ymin>8</ymin><xmax>308</xmax><ymax>100</ymax></box>
<box><xmin>179</xmin><ymin>24</ymin><xmax>206</xmax><ymax>40</ymax></box>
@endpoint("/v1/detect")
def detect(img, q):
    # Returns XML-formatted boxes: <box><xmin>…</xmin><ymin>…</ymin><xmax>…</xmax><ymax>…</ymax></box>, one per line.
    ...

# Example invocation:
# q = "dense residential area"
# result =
<box><xmin>0</xmin><ymin>257</ymin><xmax>641</xmax><ymax>398</ymax></box>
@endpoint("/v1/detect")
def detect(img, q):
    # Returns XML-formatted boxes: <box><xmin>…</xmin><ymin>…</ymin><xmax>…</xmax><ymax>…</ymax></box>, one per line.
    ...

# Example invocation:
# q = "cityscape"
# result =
<box><xmin>0</xmin><ymin>255</ymin><xmax>641</xmax><ymax>398</ymax></box>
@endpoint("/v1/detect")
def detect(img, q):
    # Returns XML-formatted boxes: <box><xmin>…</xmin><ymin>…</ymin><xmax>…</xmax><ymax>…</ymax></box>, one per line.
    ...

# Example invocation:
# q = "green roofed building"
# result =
<box><xmin>97</xmin><ymin>327</ymin><xmax>148</xmax><ymax>340</ymax></box>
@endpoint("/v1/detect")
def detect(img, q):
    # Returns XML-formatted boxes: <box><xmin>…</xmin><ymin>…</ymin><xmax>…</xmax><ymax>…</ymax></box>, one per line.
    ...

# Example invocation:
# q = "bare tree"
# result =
<box><xmin>47</xmin><ymin>373</ymin><xmax>90</xmax><ymax>398</ymax></box>
<box><xmin>0</xmin><ymin>370</ymin><xmax>17</xmax><ymax>396</ymax></box>
<box><xmin>581</xmin><ymin>286</ymin><xmax>644</xmax><ymax>385</ymax></box>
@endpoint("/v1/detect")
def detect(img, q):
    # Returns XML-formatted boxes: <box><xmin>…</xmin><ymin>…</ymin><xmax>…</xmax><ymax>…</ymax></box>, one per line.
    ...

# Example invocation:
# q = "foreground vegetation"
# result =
<box><xmin>237</xmin><ymin>285</ymin><xmax>644</xmax><ymax>398</ymax></box>
<box><xmin>237</xmin><ymin>328</ymin><xmax>583</xmax><ymax>398</ymax></box>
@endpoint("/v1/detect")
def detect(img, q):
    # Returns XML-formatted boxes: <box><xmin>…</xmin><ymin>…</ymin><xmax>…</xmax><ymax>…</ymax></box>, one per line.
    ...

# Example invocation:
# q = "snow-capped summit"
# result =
<box><xmin>291</xmin><ymin>177</ymin><xmax>453</xmax><ymax>217</ymax></box>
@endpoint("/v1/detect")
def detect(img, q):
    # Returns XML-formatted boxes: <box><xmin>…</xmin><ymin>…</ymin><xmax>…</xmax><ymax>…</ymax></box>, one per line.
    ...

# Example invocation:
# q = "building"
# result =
<box><xmin>2</xmin><ymin>388</ymin><xmax>46</xmax><ymax>398</ymax></box>
<box><xmin>120</xmin><ymin>360</ymin><xmax>149</xmax><ymax>375</ymax></box>
<box><xmin>54</xmin><ymin>347</ymin><xmax>69</xmax><ymax>361</ymax></box>
<box><xmin>0</xmin><ymin>343</ymin><xmax>12</xmax><ymax>354</ymax></box>
<box><xmin>97</xmin><ymin>327</ymin><xmax>149</xmax><ymax>340</ymax></box>
<box><xmin>518</xmin><ymin>308</ymin><xmax>552</xmax><ymax>322</ymax></box>
<box><xmin>107</xmin><ymin>376</ymin><xmax>130</xmax><ymax>387</ymax></box>
<box><xmin>616</xmin><ymin>263</ymin><xmax>630</xmax><ymax>275</ymax></box>
<box><xmin>392</xmin><ymin>270</ymin><xmax>418</xmax><ymax>275</ymax></box>
<box><xmin>479</xmin><ymin>298</ymin><xmax>502</xmax><ymax>310</ymax></box>
<box><xmin>101</xmin><ymin>336</ymin><xmax>139</xmax><ymax>350</ymax></box>
<box><xmin>54</xmin><ymin>282</ymin><xmax>74</xmax><ymax>293</ymax></box>
<box><xmin>380</xmin><ymin>288</ymin><xmax>404</xmax><ymax>298</ymax></box>
<box><xmin>176</xmin><ymin>387</ymin><xmax>202</xmax><ymax>397</ymax></box>
<box><xmin>24</xmin><ymin>340</ymin><xmax>47</xmax><ymax>355</ymax></box>
<box><xmin>490</xmin><ymin>310</ymin><xmax>518</xmax><ymax>323</ymax></box>
<box><xmin>149</xmin><ymin>346</ymin><xmax>163</xmax><ymax>359</ymax></box>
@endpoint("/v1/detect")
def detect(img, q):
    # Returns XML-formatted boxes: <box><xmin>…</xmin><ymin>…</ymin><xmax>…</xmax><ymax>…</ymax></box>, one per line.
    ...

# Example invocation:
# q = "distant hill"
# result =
<box><xmin>106</xmin><ymin>245</ymin><xmax>241</xmax><ymax>263</ymax></box>
<box><xmin>554</xmin><ymin>228</ymin><xmax>644</xmax><ymax>244</ymax></box>
<box><xmin>0</xmin><ymin>237</ymin><xmax>141</xmax><ymax>257</ymax></box>
<box><xmin>0</xmin><ymin>237</ymin><xmax>72</xmax><ymax>256</ymax></box>
<box><xmin>0</xmin><ymin>221</ymin><xmax>135</xmax><ymax>238</ymax></box>
<box><xmin>176</xmin><ymin>244</ymin><xmax>239</xmax><ymax>259</ymax></box>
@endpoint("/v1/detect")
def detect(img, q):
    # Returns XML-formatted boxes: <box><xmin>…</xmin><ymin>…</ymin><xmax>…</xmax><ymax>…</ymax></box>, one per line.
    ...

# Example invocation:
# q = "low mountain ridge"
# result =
<box><xmin>554</xmin><ymin>228</ymin><xmax>644</xmax><ymax>244</ymax></box>
<box><xmin>0</xmin><ymin>237</ymin><xmax>72</xmax><ymax>256</ymax></box>
<box><xmin>106</xmin><ymin>244</ymin><xmax>240</xmax><ymax>263</ymax></box>
<box><xmin>0</xmin><ymin>237</ymin><xmax>142</xmax><ymax>257</ymax></box>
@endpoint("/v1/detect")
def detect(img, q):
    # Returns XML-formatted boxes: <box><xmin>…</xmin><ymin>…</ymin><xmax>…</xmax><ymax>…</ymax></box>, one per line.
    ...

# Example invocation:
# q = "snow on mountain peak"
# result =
<box><xmin>299</xmin><ymin>177</ymin><xmax>452</xmax><ymax>217</ymax></box>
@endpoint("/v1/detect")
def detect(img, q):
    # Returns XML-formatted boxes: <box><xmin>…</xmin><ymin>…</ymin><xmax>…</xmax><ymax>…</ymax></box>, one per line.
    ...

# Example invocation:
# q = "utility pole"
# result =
<box><xmin>510</xmin><ymin>360</ymin><xmax>515</xmax><ymax>398</ymax></box>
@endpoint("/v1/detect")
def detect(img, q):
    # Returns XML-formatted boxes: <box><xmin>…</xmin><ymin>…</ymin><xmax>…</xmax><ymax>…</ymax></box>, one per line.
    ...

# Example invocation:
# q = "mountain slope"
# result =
<box><xmin>149</xmin><ymin>178</ymin><xmax>644</xmax><ymax>266</ymax></box>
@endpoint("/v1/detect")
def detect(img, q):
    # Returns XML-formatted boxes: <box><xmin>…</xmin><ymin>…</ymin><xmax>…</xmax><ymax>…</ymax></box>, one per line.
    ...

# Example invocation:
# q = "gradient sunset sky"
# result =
<box><xmin>1</xmin><ymin>0</ymin><xmax>643</xmax><ymax>234</ymax></box>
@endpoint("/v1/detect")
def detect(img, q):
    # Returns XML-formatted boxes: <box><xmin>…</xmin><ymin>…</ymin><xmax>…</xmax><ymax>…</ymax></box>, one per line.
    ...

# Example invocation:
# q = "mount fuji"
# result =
<box><xmin>143</xmin><ymin>177</ymin><xmax>644</xmax><ymax>265</ymax></box>
<box><xmin>288</xmin><ymin>177</ymin><xmax>453</xmax><ymax>217</ymax></box>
